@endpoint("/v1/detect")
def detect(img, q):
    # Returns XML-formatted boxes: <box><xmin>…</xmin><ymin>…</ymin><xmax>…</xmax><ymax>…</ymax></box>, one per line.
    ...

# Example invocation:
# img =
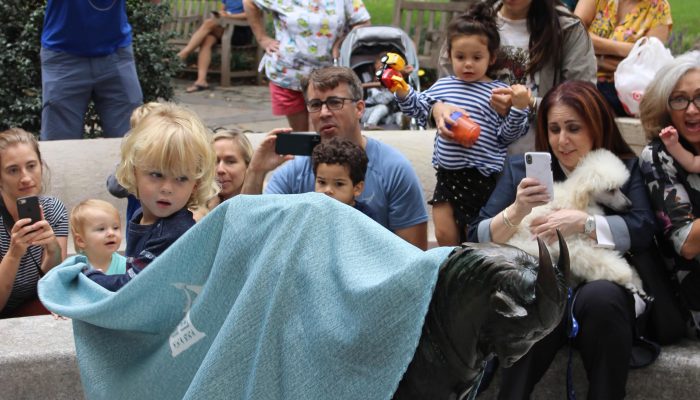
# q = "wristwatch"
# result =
<box><xmin>583</xmin><ymin>215</ymin><xmax>596</xmax><ymax>235</ymax></box>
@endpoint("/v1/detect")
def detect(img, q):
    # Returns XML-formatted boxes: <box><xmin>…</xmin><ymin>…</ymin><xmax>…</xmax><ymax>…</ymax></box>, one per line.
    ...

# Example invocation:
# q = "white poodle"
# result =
<box><xmin>506</xmin><ymin>149</ymin><xmax>645</xmax><ymax>295</ymax></box>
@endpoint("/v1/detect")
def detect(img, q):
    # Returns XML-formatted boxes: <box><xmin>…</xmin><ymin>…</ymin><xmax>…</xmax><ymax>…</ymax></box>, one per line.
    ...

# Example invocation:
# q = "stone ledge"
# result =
<box><xmin>0</xmin><ymin>316</ymin><xmax>83</xmax><ymax>400</ymax></box>
<box><xmin>3</xmin><ymin>316</ymin><xmax>698</xmax><ymax>400</ymax></box>
<box><xmin>479</xmin><ymin>339</ymin><xmax>700</xmax><ymax>399</ymax></box>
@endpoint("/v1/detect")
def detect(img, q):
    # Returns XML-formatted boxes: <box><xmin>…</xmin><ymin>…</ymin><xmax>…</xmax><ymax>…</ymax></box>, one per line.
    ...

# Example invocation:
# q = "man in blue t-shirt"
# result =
<box><xmin>242</xmin><ymin>66</ymin><xmax>428</xmax><ymax>250</ymax></box>
<box><xmin>40</xmin><ymin>0</ymin><xmax>145</xmax><ymax>140</ymax></box>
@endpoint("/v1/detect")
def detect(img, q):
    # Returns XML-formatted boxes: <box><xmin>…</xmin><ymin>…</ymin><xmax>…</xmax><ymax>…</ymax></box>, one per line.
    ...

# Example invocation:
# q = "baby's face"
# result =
<box><xmin>314</xmin><ymin>163</ymin><xmax>362</xmax><ymax>206</ymax></box>
<box><xmin>77</xmin><ymin>208</ymin><xmax>122</xmax><ymax>261</ymax></box>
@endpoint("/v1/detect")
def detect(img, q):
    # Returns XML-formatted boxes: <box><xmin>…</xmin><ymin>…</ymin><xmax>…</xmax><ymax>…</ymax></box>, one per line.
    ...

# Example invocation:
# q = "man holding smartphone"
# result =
<box><xmin>242</xmin><ymin>66</ymin><xmax>429</xmax><ymax>250</ymax></box>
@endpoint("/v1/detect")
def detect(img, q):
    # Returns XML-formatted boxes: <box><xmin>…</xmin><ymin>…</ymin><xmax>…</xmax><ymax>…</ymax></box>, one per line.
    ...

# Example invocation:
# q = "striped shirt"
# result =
<box><xmin>0</xmin><ymin>196</ymin><xmax>68</xmax><ymax>313</ymax></box>
<box><xmin>396</xmin><ymin>77</ymin><xmax>529</xmax><ymax>176</ymax></box>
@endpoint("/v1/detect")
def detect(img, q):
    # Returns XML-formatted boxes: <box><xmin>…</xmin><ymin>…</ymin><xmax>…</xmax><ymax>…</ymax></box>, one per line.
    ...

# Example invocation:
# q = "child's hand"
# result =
<box><xmin>490</xmin><ymin>88</ymin><xmax>513</xmax><ymax>116</ymax></box>
<box><xmin>659</xmin><ymin>126</ymin><xmax>679</xmax><ymax>148</ymax></box>
<box><xmin>432</xmin><ymin>102</ymin><xmax>469</xmax><ymax>140</ymax></box>
<box><xmin>377</xmin><ymin>67</ymin><xmax>409</xmax><ymax>95</ymax></box>
<box><xmin>510</xmin><ymin>84</ymin><xmax>531</xmax><ymax>110</ymax></box>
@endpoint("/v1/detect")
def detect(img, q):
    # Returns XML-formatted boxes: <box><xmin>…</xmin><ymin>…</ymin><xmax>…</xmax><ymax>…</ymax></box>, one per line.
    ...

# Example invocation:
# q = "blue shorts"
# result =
<box><xmin>40</xmin><ymin>45</ymin><xmax>143</xmax><ymax>140</ymax></box>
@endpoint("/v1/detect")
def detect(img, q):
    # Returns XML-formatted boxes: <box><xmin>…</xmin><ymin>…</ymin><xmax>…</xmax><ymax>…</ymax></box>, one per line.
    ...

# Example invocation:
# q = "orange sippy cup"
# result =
<box><xmin>446</xmin><ymin>111</ymin><xmax>480</xmax><ymax>147</ymax></box>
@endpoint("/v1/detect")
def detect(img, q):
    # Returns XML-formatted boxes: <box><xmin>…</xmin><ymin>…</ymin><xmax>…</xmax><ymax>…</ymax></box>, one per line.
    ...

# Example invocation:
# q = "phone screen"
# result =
<box><xmin>275</xmin><ymin>133</ymin><xmax>321</xmax><ymax>156</ymax></box>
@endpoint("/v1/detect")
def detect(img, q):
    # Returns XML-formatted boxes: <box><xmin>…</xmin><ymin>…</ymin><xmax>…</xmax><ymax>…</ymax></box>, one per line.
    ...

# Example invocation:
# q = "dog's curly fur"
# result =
<box><xmin>506</xmin><ymin>149</ymin><xmax>645</xmax><ymax>294</ymax></box>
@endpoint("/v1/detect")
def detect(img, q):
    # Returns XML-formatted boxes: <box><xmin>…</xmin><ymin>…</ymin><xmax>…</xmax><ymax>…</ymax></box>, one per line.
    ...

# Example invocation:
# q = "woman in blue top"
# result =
<box><xmin>178</xmin><ymin>0</ymin><xmax>252</xmax><ymax>93</ymax></box>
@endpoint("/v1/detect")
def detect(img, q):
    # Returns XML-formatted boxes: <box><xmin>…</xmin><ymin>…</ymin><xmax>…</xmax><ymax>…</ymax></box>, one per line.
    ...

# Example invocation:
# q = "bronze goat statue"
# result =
<box><xmin>394</xmin><ymin>232</ymin><xmax>570</xmax><ymax>400</ymax></box>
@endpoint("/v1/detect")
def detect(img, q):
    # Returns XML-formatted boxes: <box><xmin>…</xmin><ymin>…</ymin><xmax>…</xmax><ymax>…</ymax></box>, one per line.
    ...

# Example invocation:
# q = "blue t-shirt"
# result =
<box><xmin>223</xmin><ymin>0</ymin><xmax>245</xmax><ymax>14</ymax></box>
<box><xmin>42</xmin><ymin>0</ymin><xmax>132</xmax><ymax>57</ymax></box>
<box><xmin>265</xmin><ymin>137</ymin><xmax>428</xmax><ymax>231</ymax></box>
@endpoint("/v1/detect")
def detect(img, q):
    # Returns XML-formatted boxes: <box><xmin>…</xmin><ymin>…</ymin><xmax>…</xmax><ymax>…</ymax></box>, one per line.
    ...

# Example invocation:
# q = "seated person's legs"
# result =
<box><xmin>573</xmin><ymin>280</ymin><xmax>634</xmax><ymax>400</ymax></box>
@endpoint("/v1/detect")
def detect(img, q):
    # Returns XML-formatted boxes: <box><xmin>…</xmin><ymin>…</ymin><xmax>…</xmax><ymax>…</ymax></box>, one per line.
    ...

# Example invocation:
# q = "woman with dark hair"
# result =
<box><xmin>468</xmin><ymin>80</ymin><xmax>656</xmax><ymax>399</ymax></box>
<box><xmin>434</xmin><ymin>0</ymin><xmax>596</xmax><ymax>154</ymax></box>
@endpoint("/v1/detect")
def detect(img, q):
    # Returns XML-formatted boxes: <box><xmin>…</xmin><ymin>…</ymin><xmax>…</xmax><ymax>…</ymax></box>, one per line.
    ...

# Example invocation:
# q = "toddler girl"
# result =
<box><xmin>395</xmin><ymin>2</ymin><xmax>531</xmax><ymax>245</ymax></box>
<box><xmin>85</xmin><ymin>104</ymin><xmax>218</xmax><ymax>290</ymax></box>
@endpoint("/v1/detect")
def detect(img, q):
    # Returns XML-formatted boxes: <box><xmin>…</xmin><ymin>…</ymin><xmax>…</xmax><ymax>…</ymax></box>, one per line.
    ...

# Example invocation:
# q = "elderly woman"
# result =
<box><xmin>638</xmin><ymin>53</ymin><xmax>700</xmax><ymax>338</ymax></box>
<box><xmin>468</xmin><ymin>80</ymin><xmax>656</xmax><ymax>398</ymax></box>
<box><xmin>0</xmin><ymin>128</ymin><xmax>68</xmax><ymax>318</ymax></box>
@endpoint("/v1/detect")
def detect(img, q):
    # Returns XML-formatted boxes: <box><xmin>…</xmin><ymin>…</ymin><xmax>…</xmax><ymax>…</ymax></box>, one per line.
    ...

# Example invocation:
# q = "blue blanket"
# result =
<box><xmin>39</xmin><ymin>193</ymin><xmax>453</xmax><ymax>400</ymax></box>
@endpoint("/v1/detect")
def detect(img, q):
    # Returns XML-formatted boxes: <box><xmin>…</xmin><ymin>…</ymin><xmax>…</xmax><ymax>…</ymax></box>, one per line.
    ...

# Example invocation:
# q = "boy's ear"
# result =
<box><xmin>489</xmin><ymin>53</ymin><xmax>497</xmax><ymax>66</ymax></box>
<box><xmin>353</xmin><ymin>181</ymin><xmax>365</xmax><ymax>198</ymax></box>
<box><xmin>74</xmin><ymin>233</ymin><xmax>85</xmax><ymax>252</ymax></box>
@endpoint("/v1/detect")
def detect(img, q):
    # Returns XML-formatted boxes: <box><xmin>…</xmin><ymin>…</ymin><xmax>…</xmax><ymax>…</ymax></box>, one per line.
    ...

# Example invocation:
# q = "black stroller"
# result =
<box><xmin>336</xmin><ymin>26</ymin><xmax>421</xmax><ymax>130</ymax></box>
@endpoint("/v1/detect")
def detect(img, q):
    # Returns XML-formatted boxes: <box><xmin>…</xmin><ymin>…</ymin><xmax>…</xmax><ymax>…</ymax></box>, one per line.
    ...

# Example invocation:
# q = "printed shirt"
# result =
<box><xmin>639</xmin><ymin>138</ymin><xmax>700</xmax><ymax>264</ymax></box>
<box><xmin>253</xmin><ymin>0</ymin><xmax>370</xmax><ymax>90</ymax></box>
<box><xmin>0</xmin><ymin>197</ymin><xmax>68</xmax><ymax>313</ymax></box>
<box><xmin>589</xmin><ymin>0</ymin><xmax>672</xmax><ymax>80</ymax></box>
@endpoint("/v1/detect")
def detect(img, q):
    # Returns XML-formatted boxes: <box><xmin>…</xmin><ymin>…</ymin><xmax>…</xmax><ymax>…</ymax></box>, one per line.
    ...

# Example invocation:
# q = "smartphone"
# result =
<box><xmin>524</xmin><ymin>152</ymin><xmax>554</xmax><ymax>199</ymax></box>
<box><xmin>275</xmin><ymin>132</ymin><xmax>322</xmax><ymax>156</ymax></box>
<box><xmin>16</xmin><ymin>196</ymin><xmax>42</xmax><ymax>224</ymax></box>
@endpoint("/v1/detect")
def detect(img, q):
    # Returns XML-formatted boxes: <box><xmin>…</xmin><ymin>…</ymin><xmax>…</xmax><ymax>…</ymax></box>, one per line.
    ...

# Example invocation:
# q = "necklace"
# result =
<box><xmin>87</xmin><ymin>0</ymin><xmax>118</xmax><ymax>12</ymax></box>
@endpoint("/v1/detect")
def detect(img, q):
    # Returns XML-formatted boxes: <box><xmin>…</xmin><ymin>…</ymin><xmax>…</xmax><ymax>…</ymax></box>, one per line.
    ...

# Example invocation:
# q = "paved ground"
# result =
<box><xmin>172</xmin><ymin>78</ymin><xmax>288</xmax><ymax>133</ymax></box>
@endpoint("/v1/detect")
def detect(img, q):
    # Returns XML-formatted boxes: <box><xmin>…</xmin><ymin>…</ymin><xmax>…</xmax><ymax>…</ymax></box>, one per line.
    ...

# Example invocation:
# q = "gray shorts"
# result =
<box><xmin>40</xmin><ymin>45</ymin><xmax>143</xmax><ymax>140</ymax></box>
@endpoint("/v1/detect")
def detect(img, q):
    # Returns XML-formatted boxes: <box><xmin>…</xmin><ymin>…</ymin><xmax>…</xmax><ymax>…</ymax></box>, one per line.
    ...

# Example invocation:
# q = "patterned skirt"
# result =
<box><xmin>429</xmin><ymin>167</ymin><xmax>497</xmax><ymax>239</ymax></box>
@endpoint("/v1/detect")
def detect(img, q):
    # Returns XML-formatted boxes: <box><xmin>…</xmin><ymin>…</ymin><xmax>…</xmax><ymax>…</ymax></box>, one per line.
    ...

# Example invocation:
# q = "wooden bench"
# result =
<box><xmin>392</xmin><ymin>0</ymin><xmax>476</xmax><ymax>72</ymax></box>
<box><xmin>163</xmin><ymin>0</ymin><xmax>263</xmax><ymax>86</ymax></box>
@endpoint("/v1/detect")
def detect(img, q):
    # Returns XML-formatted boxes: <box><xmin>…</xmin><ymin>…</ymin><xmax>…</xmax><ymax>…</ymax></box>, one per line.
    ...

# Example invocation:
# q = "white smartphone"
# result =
<box><xmin>524</xmin><ymin>152</ymin><xmax>554</xmax><ymax>200</ymax></box>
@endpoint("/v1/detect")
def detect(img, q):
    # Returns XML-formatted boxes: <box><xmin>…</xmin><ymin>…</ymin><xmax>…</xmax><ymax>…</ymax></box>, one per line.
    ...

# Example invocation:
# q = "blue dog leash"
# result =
<box><xmin>566</xmin><ymin>287</ymin><xmax>580</xmax><ymax>400</ymax></box>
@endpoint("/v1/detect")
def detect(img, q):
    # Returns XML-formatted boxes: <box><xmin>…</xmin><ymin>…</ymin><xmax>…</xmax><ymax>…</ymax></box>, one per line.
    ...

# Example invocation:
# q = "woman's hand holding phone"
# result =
<box><xmin>511</xmin><ymin>177</ymin><xmax>551</xmax><ymax>222</ymax></box>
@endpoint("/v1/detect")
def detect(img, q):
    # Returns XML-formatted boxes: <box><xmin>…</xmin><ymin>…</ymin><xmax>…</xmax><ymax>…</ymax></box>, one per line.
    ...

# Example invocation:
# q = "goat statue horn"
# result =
<box><xmin>536</xmin><ymin>236</ymin><xmax>558</xmax><ymax>299</ymax></box>
<box><xmin>555</xmin><ymin>229</ymin><xmax>571</xmax><ymax>284</ymax></box>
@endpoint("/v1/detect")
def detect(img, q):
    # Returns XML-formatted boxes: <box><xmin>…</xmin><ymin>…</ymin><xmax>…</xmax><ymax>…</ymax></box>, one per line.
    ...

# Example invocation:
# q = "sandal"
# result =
<box><xmin>185</xmin><ymin>84</ymin><xmax>209</xmax><ymax>93</ymax></box>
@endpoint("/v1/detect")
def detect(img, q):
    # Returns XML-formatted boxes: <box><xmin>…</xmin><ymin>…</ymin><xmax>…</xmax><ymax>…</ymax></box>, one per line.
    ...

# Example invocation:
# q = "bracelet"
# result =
<box><xmin>528</xmin><ymin>95</ymin><xmax>537</xmax><ymax>112</ymax></box>
<box><xmin>502</xmin><ymin>206</ymin><xmax>519</xmax><ymax>229</ymax></box>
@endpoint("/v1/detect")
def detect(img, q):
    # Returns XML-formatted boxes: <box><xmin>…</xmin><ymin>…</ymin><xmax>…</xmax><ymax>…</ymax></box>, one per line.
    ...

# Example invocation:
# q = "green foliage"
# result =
<box><xmin>669</xmin><ymin>0</ymin><xmax>700</xmax><ymax>36</ymax></box>
<box><xmin>668</xmin><ymin>28</ymin><xmax>700</xmax><ymax>56</ymax></box>
<box><xmin>0</xmin><ymin>2</ymin><xmax>45</xmax><ymax>133</ymax></box>
<box><xmin>0</xmin><ymin>0</ymin><xmax>181</xmax><ymax>138</ymax></box>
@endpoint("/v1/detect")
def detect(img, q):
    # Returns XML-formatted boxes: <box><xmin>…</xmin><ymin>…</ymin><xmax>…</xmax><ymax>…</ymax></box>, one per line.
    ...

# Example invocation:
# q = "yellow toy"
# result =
<box><xmin>376</xmin><ymin>52</ymin><xmax>409</xmax><ymax>93</ymax></box>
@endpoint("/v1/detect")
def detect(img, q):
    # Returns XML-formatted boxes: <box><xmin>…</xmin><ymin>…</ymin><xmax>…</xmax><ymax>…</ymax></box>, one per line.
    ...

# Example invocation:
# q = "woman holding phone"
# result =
<box><xmin>467</xmin><ymin>81</ymin><xmax>656</xmax><ymax>398</ymax></box>
<box><xmin>0</xmin><ymin>128</ymin><xmax>68</xmax><ymax>318</ymax></box>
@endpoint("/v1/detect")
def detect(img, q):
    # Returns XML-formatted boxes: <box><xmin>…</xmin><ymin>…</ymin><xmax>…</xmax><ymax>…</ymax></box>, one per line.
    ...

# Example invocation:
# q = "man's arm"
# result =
<box><xmin>395</xmin><ymin>222</ymin><xmax>428</xmax><ymax>251</ymax></box>
<box><xmin>241</xmin><ymin>129</ymin><xmax>293</xmax><ymax>195</ymax></box>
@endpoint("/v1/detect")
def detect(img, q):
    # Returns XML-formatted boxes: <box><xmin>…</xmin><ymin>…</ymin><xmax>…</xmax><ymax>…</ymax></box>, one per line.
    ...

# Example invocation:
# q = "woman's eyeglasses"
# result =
<box><xmin>668</xmin><ymin>95</ymin><xmax>700</xmax><ymax>111</ymax></box>
<box><xmin>306</xmin><ymin>96</ymin><xmax>358</xmax><ymax>113</ymax></box>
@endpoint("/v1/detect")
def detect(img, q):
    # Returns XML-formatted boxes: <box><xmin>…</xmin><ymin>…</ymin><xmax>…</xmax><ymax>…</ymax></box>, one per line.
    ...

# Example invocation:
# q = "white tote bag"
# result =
<box><xmin>614</xmin><ymin>37</ymin><xmax>674</xmax><ymax>117</ymax></box>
